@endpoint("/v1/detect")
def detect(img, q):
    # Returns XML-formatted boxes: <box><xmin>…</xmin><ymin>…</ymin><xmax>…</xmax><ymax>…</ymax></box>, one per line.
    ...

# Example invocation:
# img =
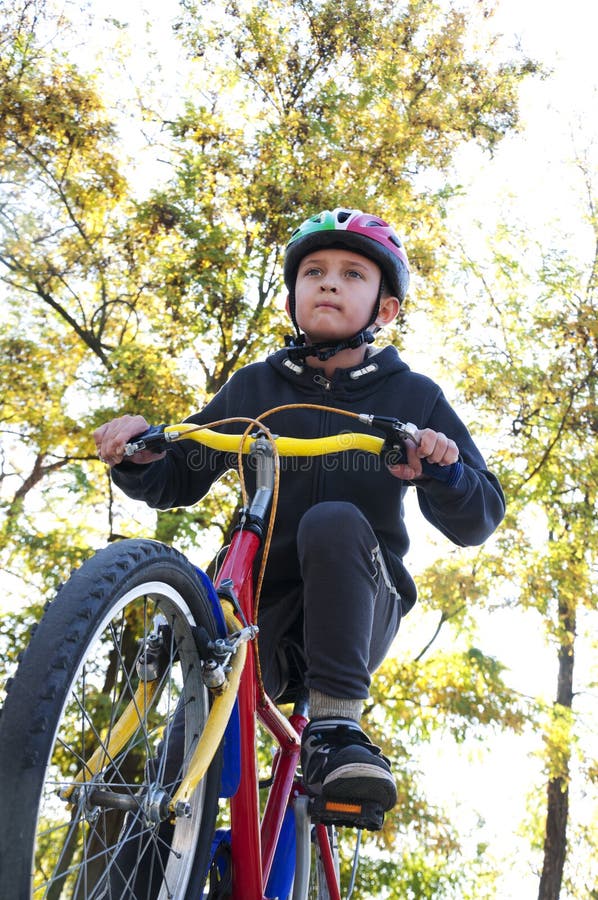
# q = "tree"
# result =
<box><xmin>0</xmin><ymin>0</ymin><xmax>535</xmax><ymax>593</ymax></box>
<box><xmin>451</xmin><ymin>183</ymin><xmax>598</xmax><ymax>897</ymax></box>
<box><xmin>0</xmin><ymin>1</ymin><xmax>541</xmax><ymax>894</ymax></box>
<box><xmin>168</xmin><ymin>0</ymin><xmax>536</xmax><ymax>331</ymax></box>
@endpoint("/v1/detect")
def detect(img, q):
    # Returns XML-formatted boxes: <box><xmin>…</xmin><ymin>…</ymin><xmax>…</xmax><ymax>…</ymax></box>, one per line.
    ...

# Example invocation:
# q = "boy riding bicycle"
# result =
<box><xmin>95</xmin><ymin>207</ymin><xmax>505</xmax><ymax>821</ymax></box>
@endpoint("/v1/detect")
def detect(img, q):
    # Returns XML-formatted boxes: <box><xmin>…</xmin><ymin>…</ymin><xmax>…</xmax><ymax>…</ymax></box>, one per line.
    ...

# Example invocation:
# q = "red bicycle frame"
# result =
<box><xmin>213</xmin><ymin>516</ymin><xmax>341</xmax><ymax>899</ymax></box>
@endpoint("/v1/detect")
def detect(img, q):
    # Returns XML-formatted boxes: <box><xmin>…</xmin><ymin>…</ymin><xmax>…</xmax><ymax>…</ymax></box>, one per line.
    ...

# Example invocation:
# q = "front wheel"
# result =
<box><xmin>0</xmin><ymin>539</ymin><xmax>223</xmax><ymax>899</ymax></box>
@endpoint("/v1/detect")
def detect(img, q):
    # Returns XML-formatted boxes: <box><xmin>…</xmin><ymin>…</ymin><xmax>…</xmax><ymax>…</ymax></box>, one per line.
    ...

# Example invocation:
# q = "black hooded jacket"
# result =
<box><xmin>112</xmin><ymin>346</ymin><xmax>505</xmax><ymax>615</ymax></box>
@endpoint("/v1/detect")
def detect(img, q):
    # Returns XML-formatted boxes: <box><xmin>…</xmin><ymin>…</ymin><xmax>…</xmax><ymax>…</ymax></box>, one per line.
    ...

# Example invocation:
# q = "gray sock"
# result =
<box><xmin>309</xmin><ymin>689</ymin><xmax>364</xmax><ymax>722</ymax></box>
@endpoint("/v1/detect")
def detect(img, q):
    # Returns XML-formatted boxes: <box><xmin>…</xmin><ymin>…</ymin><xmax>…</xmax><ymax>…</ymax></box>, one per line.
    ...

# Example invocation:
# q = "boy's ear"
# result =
<box><xmin>285</xmin><ymin>294</ymin><xmax>291</xmax><ymax>316</ymax></box>
<box><xmin>375</xmin><ymin>296</ymin><xmax>400</xmax><ymax>327</ymax></box>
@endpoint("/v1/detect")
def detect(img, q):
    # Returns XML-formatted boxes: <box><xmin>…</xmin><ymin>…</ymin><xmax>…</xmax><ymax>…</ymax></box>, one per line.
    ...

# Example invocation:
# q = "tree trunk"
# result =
<box><xmin>537</xmin><ymin>601</ymin><xmax>576</xmax><ymax>900</ymax></box>
<box><xmin>538</xmin><ymin>776</ymin><xmax>569</xmax><ymax>900</ymax></box>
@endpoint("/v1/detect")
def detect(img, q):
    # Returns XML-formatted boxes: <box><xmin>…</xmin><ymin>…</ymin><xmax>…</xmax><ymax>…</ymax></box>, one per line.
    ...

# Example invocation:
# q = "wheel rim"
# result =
<box><xmin>32</xmin><ymin>580</ymin><xmax>209</xmax><ymax>899</ymax></box>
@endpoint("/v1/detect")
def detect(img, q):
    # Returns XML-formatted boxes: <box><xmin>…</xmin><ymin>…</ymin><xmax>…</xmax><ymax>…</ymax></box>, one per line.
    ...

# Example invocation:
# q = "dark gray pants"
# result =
<box><xmin>258</xmin><ymin>501</ymin><xmax>402</xmax><ymax>701</ymax></box>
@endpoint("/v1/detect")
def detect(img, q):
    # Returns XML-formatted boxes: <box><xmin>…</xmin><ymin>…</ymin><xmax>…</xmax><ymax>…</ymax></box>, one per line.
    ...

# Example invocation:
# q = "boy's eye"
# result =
<box><xmin>299</xmin><ymin>265</ymin><xmax>365</xmax><ymax>279</ymax></box>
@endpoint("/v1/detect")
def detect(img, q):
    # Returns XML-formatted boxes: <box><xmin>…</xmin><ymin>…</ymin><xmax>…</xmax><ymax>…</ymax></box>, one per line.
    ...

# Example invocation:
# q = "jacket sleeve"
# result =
<box><xmin>111</xmin><ymin>372</ymin><xmax>245</xmax><ymax>510</ymax></box>
<box><xmin>414</xmin><ymin>391</ymin><xmax>506</xmax><ymax>547</ymax></box>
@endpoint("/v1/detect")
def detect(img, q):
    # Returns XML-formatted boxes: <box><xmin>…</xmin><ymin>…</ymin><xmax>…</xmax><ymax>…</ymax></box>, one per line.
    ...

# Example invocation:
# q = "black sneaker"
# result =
<box><xmin>301</xmin><ymin>718</ymin><xmax>397</xmax><ymax>811</ymax></box>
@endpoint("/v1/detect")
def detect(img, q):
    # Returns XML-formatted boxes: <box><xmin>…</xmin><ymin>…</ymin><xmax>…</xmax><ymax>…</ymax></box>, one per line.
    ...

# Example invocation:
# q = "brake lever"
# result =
<box><xmin>358</xmin><ymin>414</ymin><xmax>418</xmax><ymax>465</ymax></box>
<box><xmin>123</xmin><ymin>424</ymin><xmax>170</xmax><ymax>456</ymax></box>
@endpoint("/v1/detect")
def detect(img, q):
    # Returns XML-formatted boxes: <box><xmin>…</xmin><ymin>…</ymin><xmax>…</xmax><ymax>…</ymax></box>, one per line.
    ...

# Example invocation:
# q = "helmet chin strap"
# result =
<box><xmin>284</xmin><ymin>329</ymin><xmax>375</xmax><ymax>363</ymax></box>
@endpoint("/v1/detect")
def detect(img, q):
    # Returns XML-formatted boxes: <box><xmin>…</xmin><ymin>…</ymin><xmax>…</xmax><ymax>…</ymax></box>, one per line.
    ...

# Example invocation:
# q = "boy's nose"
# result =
<box><xmin>320</xmin><ymin>282</ymin><xmax>338</xmax><ymax>292</ymax></box>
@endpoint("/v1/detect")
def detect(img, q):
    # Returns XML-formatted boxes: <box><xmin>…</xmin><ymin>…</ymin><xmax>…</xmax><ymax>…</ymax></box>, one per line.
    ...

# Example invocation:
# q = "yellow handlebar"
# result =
<box><xmin>164</xmin><ymin>423</ymin><xmax>384</xmax><ymax>457</ymax></box>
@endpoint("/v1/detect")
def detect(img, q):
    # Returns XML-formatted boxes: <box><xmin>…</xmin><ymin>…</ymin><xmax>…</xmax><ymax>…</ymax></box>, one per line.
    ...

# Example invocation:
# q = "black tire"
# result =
<box><xmin>0</xmin><ymin>539</ymin><xmax>223</xmax><ymax>899</ymax></box>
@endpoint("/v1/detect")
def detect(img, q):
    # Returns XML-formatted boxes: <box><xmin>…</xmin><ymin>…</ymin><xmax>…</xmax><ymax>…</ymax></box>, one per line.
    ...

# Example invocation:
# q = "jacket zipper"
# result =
<box><xmin>313</xmin><ymin>374</ymin><xmax>332</xmax><ymax>391</ymax></box>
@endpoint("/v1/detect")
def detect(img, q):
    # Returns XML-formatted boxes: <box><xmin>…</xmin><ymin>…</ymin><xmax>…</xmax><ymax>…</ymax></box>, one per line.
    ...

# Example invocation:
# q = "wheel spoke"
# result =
<box><xmin>0</xmin><ymin>540</ymin><xmax>222</xmax><ymax>898</ymax></box>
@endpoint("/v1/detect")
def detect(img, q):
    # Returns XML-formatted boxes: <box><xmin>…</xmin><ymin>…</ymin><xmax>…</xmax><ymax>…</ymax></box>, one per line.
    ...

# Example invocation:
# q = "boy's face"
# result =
<box><xmin>291</xmin><ymin>248</ymin><xmax>389</xmax><ymax>344</ymax></box>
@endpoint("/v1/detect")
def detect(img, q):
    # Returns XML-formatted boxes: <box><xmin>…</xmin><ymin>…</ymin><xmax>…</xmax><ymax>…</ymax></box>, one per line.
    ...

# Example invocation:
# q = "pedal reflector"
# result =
<box><xmin>324</xmin><ymin>801</ymin><xmax>362</xmax><ymax>815</ymax></box>
<box><xmin>309</xmin><ymin>795</ymin><xmax>385</xmax><ymax>831</ymax></box>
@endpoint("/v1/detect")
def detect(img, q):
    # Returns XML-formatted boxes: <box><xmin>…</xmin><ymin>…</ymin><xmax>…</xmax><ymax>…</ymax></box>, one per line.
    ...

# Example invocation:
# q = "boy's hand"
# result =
<box><xmin>387</xmin><ymin>427</ymin><xmax>459</xmax><ymax>481</ymax></box>
<box><xmin>94</xmin><ymin>415</ymin><xmax>167</xmax><ymax>467</ymax></box>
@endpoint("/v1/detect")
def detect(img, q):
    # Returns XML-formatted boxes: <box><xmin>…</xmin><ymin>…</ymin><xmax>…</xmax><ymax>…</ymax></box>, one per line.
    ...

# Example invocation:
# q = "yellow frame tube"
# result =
<box><xmin>170</xmin><ymin>602</ymin><xmax>247</xmax><ymax>811</ymax></box>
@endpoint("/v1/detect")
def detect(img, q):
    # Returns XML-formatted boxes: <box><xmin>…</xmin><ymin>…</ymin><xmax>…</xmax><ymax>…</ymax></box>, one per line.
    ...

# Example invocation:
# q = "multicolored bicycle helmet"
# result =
<box><xmin>283</xmin><ymin>208</ymin><xmax>410</xmax><ymax>362</ymax></box>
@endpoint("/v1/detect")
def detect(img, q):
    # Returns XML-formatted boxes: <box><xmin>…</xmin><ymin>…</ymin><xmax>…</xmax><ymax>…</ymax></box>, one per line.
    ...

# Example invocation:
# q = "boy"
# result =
<box><xmin>95</xmin><ymin>208</ymin><xmax>505</xmax><ymax>817</ymax></box>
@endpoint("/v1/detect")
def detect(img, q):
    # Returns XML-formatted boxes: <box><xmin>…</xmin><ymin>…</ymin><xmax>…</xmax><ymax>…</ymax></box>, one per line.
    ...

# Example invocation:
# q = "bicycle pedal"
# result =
<box><xmin>309</xmin><ymin>795</ymin><xmax>385</xmax><ymax>831</ymax></box>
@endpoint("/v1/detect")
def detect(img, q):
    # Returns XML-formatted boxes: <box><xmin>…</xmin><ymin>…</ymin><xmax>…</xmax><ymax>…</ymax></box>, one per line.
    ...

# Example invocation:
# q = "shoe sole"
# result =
<box><xmin>321</xmin><ymin>764</ymin><xmax>397</xmax><ymax>810</ymax></box>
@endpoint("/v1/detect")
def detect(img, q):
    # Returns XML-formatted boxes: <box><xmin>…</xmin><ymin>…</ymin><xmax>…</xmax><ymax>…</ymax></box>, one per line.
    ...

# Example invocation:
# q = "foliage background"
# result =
<box><xmin>0</xmin><ymin>0</ymin><xmax>596</xmax><ymax>897</ymax></box>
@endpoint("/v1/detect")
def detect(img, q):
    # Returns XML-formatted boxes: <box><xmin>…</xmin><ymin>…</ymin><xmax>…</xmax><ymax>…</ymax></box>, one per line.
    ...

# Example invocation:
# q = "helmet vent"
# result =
<box><xmin>336</xmin><ymin>209</ymin><xmax>352</xmax><ymax>223</ymax></box>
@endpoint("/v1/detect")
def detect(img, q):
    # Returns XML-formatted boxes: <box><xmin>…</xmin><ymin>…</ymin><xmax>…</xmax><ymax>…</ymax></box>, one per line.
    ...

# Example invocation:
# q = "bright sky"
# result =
<box><xmin>450</xmin><ymin>0</ymin><xmax>598</xmax><ymax>250</ymax></box>
<box><xmin>10</xmin><ymin>0</ymin><xmax>598</xmax><ymax>895</ymax></box>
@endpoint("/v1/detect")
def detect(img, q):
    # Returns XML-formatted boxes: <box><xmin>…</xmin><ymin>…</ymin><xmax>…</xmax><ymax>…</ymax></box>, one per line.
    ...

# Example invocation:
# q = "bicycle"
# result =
<box><xmin>0</xmin><ymin>405</ymin><xmax>460</xmax><ymax>899</ymax></box>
